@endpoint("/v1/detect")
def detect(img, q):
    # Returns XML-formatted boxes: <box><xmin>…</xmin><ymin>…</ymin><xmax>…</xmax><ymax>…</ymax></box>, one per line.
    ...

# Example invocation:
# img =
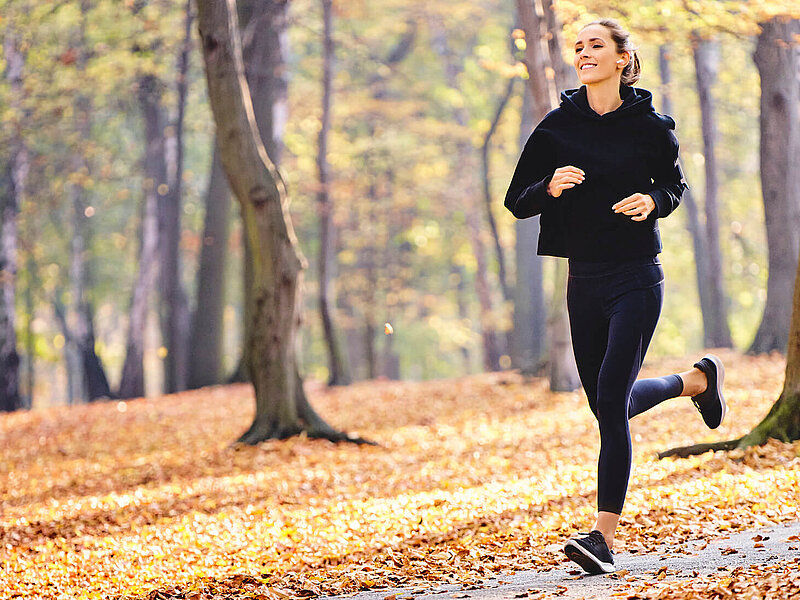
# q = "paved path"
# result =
<box><xmin>323</xmin><ymin>521</ymin><xmax>800</xmax><ymax>600</ymax></box>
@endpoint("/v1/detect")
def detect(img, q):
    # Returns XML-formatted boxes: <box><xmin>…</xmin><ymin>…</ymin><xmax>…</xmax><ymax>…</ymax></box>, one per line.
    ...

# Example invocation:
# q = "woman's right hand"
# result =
<box><xmin>547</xmin><ymin>165</ymin><xmax>585</xmax><ymax>197</ymax></box>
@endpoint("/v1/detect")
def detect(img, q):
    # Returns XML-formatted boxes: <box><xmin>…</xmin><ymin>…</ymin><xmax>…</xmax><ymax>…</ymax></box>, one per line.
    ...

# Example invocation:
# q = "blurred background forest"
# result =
<box><xmin>1</xmin><ymin>0</ymin><xmax>799</xmax><ymax>410</ymax></box>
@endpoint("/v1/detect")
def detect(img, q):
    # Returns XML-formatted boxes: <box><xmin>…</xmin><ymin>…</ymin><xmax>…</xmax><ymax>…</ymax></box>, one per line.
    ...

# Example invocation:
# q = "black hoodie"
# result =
<box><xmin>504</xmin><ymin>84</ymin><xmax>688</xmax><ymax>262</ymax></box>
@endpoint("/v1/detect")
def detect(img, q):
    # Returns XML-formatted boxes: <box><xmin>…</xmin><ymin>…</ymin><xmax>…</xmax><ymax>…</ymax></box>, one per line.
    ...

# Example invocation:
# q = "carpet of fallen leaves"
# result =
<box><xmin>2</xmin><ymin>350</ymin><xmax>800</xmax><ymax>600</ymax></box>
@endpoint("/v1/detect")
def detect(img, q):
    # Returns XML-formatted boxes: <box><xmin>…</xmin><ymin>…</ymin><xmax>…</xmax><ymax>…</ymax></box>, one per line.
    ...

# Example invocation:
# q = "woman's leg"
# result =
<box><xmin>591</xmin><ymin>284</ymin><xmax>663</xmax><ymax>548</ymax></box>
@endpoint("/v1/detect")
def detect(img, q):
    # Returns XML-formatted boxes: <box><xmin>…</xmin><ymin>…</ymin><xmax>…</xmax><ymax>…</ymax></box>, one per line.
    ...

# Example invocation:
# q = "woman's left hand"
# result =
<box><xmin>612</xmin><ymin>193</ymin><xmax>656</xmax><ymax>221</ymax></box>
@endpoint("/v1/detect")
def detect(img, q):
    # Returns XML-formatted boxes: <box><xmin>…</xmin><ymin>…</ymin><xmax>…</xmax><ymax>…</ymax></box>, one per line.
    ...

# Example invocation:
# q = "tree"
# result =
<box><xmin>748</xmin><ymin>17</ymin><xmax>800</xmax><ymax>355</ymax></box>
<box><xmin>514</xmin><ymin>0</ymin><xmax>579</xmax><ymax>391</ymax></box>
<box><xmin>692</xmin><ymin>33</ymin><xmax>733</xmax><ymax>348</ymax></box>
<box><xmin>658</xmin><ymin>43</ymin><xmax>715</xmax><ymax>349</ymax></box>
<box><xmin>0</xmin><ymin>24</ymin><xmax>26</xmax><ymax>412</ymax></box>
<box><xmin>195</xmin><ymin>0</ymin><xmax>366</xmax><ymax>444</ymax></box>
<box><xmin>317</xmin><ymin>0</ymin><xmax>351</xmax><ymax>385</ymax></box>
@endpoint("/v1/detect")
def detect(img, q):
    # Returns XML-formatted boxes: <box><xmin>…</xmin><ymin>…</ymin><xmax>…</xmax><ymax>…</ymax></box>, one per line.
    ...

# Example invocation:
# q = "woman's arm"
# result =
<box><xmin>504</xmin><ymin>127</ymin><xmax>556</xmax><ymax>219</ymax></box>
<box><xmin>648</xmin><ymin>128</ymin><xmax>688</xmax><ymax>219</ymax></box>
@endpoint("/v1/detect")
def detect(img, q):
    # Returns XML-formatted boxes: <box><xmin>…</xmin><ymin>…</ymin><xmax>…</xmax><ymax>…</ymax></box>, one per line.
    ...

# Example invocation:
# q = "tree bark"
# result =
<box><xmin>0</xmin><ymin>27</ymin><xmax>26</xmax><ymax>412</ymax></box>
<box><xmin>692</xmin><ymin>35</ymin><xmax>732</xmax><ymax>348</ymax></box>
<box><xmin>160</xmin><ymin>0</ymin><xmax>194</xmax><ymax>393</ymax></box>
<box><xmin>511</xmin><ymin>84</ymin><xmax>547</xmax><ymax>375</ymax></box>
<box><xmin>188</xmin><ymin>144</ymin><xmax>231</xmax><ymax>388</ymax></box>
<box><xmin>658</xmin><ymin>44</ymin><xmax>715</xmax><ymax>348</ymax></box>
<box><xmin>748</xmin><ymin>18</ymin><xmax>800</xmax><ymax>355</ymax></box>
<box><xmin>118</xmin><ymin>74</ymin><xmax>165</xmax><ymax>400</ymax></box>
<box><xmin>317</xmin><ymin>0</ymin><xmax>351</xmax><ymax>385</ymax></box>
<box><xmin>196</xmin><ymin>0</ymin><xmax>365</xmax><ymax>444</ymax></box>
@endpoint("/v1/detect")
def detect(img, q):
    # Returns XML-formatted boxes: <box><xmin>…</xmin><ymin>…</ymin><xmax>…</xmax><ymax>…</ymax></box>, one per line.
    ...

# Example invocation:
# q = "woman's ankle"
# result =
<box><xmin>677</xmin><ymin>367</ymin><xmax>707</xmax><ymax>397</ymax></box>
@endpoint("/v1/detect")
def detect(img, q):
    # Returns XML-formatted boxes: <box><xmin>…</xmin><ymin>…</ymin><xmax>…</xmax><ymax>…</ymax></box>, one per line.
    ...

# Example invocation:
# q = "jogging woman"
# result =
<box><xmin>503</xmin><ymin>19</ymin><xmax>726</xmax><ymax>574</ymax></box>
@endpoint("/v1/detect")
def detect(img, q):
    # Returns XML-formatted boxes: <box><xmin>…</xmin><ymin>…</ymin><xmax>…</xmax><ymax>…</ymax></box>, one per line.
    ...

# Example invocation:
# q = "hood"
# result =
<box><xmin>559</xmin><ymin>84</ymin><xmax>675</xmax><ymax>128</ymax></box>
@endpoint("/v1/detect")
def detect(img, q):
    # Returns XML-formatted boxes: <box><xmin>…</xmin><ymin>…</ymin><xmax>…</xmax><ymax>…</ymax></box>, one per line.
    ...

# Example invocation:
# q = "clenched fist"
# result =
<box><xmin>546</xmin><ymin>166</ymin><xmax>585</xmax><ymax>198</ymax></box>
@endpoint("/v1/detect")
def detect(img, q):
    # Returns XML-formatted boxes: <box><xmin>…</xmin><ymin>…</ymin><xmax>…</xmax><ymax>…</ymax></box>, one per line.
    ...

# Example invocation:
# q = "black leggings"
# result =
<box><xmin>566</xmin><ymin>256</ymin><xmax>684</xmax><ymax>515</ymax></box>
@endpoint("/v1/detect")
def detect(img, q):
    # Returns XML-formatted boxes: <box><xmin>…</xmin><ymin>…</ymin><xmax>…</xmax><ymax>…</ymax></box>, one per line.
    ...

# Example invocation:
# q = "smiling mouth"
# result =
<box><xmin>580</xmin><ymin>64</ymin><xmax>597</xmax><ymax>70</ymax></box>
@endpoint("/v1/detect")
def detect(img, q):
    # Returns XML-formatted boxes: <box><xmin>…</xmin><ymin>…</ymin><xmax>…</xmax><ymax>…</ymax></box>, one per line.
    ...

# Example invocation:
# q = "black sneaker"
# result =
<box><xmin>691</xmin><ymin>354</ymin><xmax>726</xmax><ymax>429</ymax></box>
<box><xmin>563</xmin><ymin>530</ymin><xmax>615</xmax><ymax>574</ymax></box>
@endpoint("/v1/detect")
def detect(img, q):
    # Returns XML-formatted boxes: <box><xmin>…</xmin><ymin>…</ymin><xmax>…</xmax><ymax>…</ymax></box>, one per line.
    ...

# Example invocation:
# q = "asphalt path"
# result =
<box><xmin>323</xmin><ymin>520</ymin><xmax>800</xmax><ymax>600</ymax></box>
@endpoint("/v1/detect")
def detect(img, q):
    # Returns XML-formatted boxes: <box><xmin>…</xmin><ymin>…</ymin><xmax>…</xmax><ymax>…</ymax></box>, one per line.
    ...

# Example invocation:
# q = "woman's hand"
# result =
<box><xmin>546</xmin><ymin>166</ymin><xmax>585</xmax><ymax>198</ymax></box>
<box><xmin>612</xmin><ymin>193</ymin><xmax>656</xmax><ymax>221</ymax></box>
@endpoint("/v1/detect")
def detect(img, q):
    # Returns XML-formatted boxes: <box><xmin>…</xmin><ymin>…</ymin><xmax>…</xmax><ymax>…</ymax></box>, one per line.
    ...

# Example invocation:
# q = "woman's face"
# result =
<box><xmin>573</xmin><ymin>24</ymin><xmax>628</xmax><ymax>85</ymax></box>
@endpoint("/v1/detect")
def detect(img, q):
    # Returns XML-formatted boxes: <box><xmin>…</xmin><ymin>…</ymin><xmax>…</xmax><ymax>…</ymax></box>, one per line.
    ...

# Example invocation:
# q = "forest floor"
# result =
<box><xmin>1</xmin><ymin>349</ymin><xmax>799</xmax><ymax>600</ymax></box>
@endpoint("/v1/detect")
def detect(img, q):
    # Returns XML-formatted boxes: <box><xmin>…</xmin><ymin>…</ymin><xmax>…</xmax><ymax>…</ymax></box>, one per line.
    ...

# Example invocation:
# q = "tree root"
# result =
<box><xmin>657</xmin><ymin>437</ymin><xmax>742</xmax><ymax>459</ymax></box>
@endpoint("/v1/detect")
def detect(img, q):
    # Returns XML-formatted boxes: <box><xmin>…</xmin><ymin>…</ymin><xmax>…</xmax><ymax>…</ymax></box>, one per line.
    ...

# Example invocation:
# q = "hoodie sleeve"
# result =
<box><xmin>649</xmin><ymin>127</ymin><xmax>688</xmax><ymax>219</ymax></box>
<box><xmin>504</xmin><ymin>127</ymin><xmax>556</xmax><ymax>219</ymax></box>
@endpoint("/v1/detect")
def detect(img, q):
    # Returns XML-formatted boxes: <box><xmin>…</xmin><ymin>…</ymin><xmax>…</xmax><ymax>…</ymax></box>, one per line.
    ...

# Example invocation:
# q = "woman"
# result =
<box><xmin>503</xmin><ymin>19</ymin><xmax>727</xmax><ymax>574</ymax></box>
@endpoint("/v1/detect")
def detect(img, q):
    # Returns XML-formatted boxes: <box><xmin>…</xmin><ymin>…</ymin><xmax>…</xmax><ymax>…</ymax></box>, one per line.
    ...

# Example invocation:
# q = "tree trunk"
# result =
<box><xmin>512</xmin><ymin>85</ymin><xmax>547</xmax><ymax>375</ymax></box>
<box><xmin>160</xmin><ymin>0</ymin><xmax>194</xmax><ymax>393</ymax></box>
<box><xmin>692</xmin><ymin>35</ymin><xmax>732</xmax><ymax>348</ymax></box>
<box><xmin>188</xmin><ymin>144</ymin><xmax>231</xmax><ymax>388</ymax></box>
<box><xmin>467</xmin><ymin>208</ymin><xmax>502</xmax><ymax>371</ymax></box>
<box><xmin>524</xmin><ymin>0</ymin><xmax>579</xmax><ymax>390</ymax></box>
<box><xmin>66</xmin><ymin>0</ymin><xmax>93</xmax><ymax>404</ymax></box>
<box><xmin>482</xmin><ymin>76</ymin><xmax>515</xmax><ymax>307</ymax></box>
<box><xmin>118</xmin><ymin>74</ymin><xmax>164</xmax><ymax>400</ymax></box>
<box><xmin>83</xmin><ymin>304</ymin><xmax>112</xmax><ymax>401</ymax></box>
<box><xmin>196</xmin><ymin>0</ymin><xmax>365</xmax><ymax>444</ymax></box>
<box><xmin>659</xmin><ymin>44</ymin><xmax>715</xmax><ymax>348</ymax></box>
<box><xmin>748</xmin><ymin>18</ymin><xmax>800</xmax><ymax>355</ymax></box>
<box><xmin>317</xmin><ymin>0</ymin><xmax>351</xmax><ymax>385</ymax></box>
<box><xmin>548</xmin><ymin>257</ymin><xmax>580</xmax><ymax>391</ymax></box>
<box><xmin>0</xmin><ymin>28</ymin><xmax>26</xmax><ymax>413</ymax></box>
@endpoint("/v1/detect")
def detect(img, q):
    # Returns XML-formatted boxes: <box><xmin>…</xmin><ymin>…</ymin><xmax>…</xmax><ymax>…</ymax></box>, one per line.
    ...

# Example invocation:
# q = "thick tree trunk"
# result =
<box><xmin>748</xmin><ymin>18</ymin><xmax>800</xmax><ymax>355</ymax></box>
<box><xmin>661</xmin><ymin>239</ymin><xmax>800</xmax><ymax>459</ymax></box>
<box><xmin>512</xmin><ymin>86</ymin><xmax>547</xmax><ymax>375</ymax></box>
<box><xmin>692</xmin><ymin>36</ymin><xmax>732</xmax><ymax>348</ymax></box>
<box><xmin>0</xmin><ymin>29</ymin><xmax>26</xmax><ymax>413</ymax></box>
<box><xmin>317</xmin><ymin>0</ymin><xmax>351</xmax><ymax>385</ymax></box>
<box><xmin>188</xmin><ymin>144</ymin><xmax>231</xmax><ymax>388</ymax></box>
<box><xmin>160</xmin><ymin>0</ymin><xmax>194</xmax><ymax>393</ymax></box>
<box><xmin>659</xmin><ymin>44</ymin><xmax>715</xmax><ymax>348</ymax></box>
<box><xmin>196</xmin><ymin>0</ymin><xmax>363</xmax><ymax>444</ymax></box>
<box><xmin>118</xmin><ymin>75</ymin><xmax>164</xmax><ymax>400</ymax></box>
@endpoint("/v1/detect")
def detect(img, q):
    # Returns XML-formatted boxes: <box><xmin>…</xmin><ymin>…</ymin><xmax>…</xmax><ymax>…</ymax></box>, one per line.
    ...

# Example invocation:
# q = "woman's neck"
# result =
<box><xmin>585</xmin><ymin>79</ymin><xmax>623</xmax><ymax>115</ymax></box>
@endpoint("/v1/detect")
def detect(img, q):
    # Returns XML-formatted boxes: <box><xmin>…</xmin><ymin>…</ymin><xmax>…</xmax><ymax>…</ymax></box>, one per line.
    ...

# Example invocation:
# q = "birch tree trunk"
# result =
<box><xmin>749</xmin><ymin>18</ymin><xmax>800</xmax><ymax>355</ymax></box>
<box><xmin>196</xmin><ymin>0</ymin><xmax>364</xmax><ymax>444</ymax></box>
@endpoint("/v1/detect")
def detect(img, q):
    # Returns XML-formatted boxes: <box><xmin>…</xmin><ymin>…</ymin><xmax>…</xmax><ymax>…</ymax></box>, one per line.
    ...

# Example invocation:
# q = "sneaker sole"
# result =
<box><xmin>563</xmin><ymin>540</ymin><xmax>615</xmax><ymax>574</ymax></box>
<box><xmin>705</xmin><ymin>354</ymin><xmax>727</xmax><ymax>429</ymax></box>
